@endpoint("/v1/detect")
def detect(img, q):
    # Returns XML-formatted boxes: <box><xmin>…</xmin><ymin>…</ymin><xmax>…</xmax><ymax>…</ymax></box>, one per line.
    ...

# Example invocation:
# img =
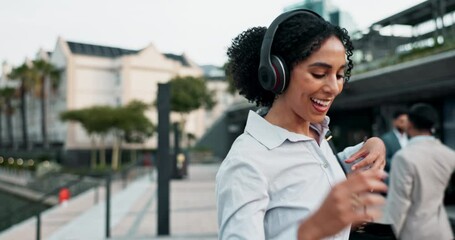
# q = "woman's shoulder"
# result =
<box><xmin>222</xmin><ymin>133</ymin><xmax>267</xmax><ymax>165</ymax></box>
<box><xmin>217</xmin><ymin>133</ymin><xmax>270</xmax><ymax>177</ymax></box>
<box><xmin>232</xmin><ymin>131</ymin><xmax>268</xmax><ymax>151</ymax></box>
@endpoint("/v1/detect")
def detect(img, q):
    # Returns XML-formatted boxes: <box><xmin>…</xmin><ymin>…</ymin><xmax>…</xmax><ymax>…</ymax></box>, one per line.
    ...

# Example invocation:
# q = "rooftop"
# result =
<box><xmin>66</xmin><ymin>41</ymin><xmax>191</xmax><ymax>67</ymax></box>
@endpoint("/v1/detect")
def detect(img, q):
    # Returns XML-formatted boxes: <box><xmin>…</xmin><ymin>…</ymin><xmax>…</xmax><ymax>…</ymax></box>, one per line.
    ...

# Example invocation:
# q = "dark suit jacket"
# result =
<box><xmin>380</xmin><ymin>131</ymin><xmax>401</xmax><ymax>172</ymax></box>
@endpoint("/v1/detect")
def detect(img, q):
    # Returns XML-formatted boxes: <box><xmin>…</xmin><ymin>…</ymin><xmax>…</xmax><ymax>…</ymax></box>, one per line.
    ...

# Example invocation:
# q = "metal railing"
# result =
<box><xmin>0</xmin><ymin>174</ymin><xmax>93</xmax><ymax>240</ymax></box>
<box><xmin>0</xmin><ymin>158</ymin><xmax>151</xmax><ymax>240</ymax></box>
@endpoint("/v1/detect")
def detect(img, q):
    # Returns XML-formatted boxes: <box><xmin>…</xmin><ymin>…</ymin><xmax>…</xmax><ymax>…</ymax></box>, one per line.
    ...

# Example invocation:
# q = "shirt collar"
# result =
<box><xmin>393</xmin><ymin>128</ymin><xmax>407</xmax><ymax>138</ymax></box>
<box><xmin>408</xmin><ymin>135</ymin><xmax>435</xmax><ymax>145</ymax></box>
<box><xmin>244</xmin><ymin>110</ymin><xmax>331</xmax><ymax>150</ymax></box>
<box><xmin>310</xmin><ymin>116</ymin><xmax>331</xmax><ymax>144</ymax></box>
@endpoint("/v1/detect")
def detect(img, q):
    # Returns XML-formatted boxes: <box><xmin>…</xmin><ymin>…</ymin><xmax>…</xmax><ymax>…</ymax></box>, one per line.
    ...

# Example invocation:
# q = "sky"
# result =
<box><xmin>0</xmin><ymin>0</ymin><xmax>425</xmax><ymax>70</ymax></box>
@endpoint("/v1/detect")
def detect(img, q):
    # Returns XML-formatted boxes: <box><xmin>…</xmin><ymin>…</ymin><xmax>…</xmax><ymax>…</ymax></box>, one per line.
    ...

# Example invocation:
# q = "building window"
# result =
<box><xmin>115</xmin><ymin>72</ymin><xmax>121</xmax><ymax>86</ymax></box>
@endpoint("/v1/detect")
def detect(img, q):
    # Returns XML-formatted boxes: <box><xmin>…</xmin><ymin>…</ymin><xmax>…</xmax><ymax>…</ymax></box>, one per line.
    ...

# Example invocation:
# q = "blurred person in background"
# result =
<box><xmin>384</xmin><ymin>103</ymin><xmax>455</xmax><ymax>240</ymax></box>
<box><xmin>380</xmin><ymin>110</ymin><xmax>409</xmax><ymax>174</ymax></box>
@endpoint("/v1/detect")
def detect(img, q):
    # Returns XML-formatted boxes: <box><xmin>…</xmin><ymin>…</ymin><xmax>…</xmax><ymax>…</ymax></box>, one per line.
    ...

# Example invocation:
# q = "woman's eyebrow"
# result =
<box><xmin>309</xmin><ymin>62</ymin><xmax>346</xmax><ymax>69</ymax></box>
<box><xmin>309</xmin><ymin>62</ymin><xmax>332</xmax><ymax>69</ymax></box>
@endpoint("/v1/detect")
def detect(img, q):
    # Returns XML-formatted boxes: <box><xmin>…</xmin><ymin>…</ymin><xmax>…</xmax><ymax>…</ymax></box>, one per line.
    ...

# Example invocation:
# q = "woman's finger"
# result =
<box><xmin>347</xmin><ymin>170</ymin><xmax>388</xmax><ymax>194</ymax></box>
<box><xmin>370</xmin><ymin>156</ymin><xmax>385</xmax><ymax>170</ymax></box>
<box><xmin>344</xmin><ymin>148</ymin><xmax>367</xmax><ymax>163</ymax></box>
<box><xmin>351</xmin><ymin>154</ymin><xmax>375</xmax><ymax>171</ymax></box>
<box><xmin>357</xmin><ymin>192</ymin><xmax>386</xmax><ymax>207</ymax></box>
<box><xmin>350</xmin><ymin>193</ymin><xmax>386</xmax><ymax>223</ymax></box>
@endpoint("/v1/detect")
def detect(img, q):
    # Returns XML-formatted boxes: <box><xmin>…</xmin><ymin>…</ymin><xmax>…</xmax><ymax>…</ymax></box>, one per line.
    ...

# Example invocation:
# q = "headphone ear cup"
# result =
<box><xmin>270</xmin><ymin>55</ymin><xmax>289</xmax><ymax>94</ymax></box>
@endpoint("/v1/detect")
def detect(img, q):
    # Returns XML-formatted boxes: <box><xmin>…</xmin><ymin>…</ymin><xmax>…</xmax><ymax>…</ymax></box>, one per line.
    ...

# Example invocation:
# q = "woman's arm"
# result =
<box><xmin>340</xmin><ymin>137</ymin><xmax>386</xmax><ymax>172</ymax></box>
<box><xmin>216</xmin><ymin>158</ymin><xmax>269</xmax><ymax>239</ymax></box>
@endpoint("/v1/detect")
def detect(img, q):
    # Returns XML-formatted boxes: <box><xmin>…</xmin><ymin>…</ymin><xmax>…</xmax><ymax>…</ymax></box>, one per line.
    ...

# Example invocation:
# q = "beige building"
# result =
<box><xmin>2</xmin><ymin>37</ymin><xmax>234</xmax><ymax>155</ymax></box>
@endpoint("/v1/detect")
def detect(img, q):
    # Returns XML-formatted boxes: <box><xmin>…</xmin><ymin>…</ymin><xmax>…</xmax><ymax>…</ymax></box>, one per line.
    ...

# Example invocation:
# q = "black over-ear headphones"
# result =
<box><xmin>258</xmin><ymin>9</ymin><xmax>323</xmax><ymax>94</ymax></box>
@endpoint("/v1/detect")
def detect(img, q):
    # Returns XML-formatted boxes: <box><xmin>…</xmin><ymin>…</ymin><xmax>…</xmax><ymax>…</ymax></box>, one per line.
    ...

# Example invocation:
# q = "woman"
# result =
<box><xmin>216</xmin><ymin>9</ymin><xmax>387</xmax><ymax>240</ymax></box>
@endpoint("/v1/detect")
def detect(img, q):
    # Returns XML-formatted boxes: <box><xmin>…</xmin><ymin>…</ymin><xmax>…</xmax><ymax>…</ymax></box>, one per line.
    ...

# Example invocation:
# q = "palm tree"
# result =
<box><xmin>0</xmin><ymin>87</ymin><xmax>17</xmax><ymax>149</ymax></box>
<box><xmin>8</xmin><ymin>63</ymin><xmax>34</xmax><ymax>149</ymax></box>
<box><xmin>31</xmin><ymin>59</ymin><xmax>60</xmax><ymax>149</ymax></box>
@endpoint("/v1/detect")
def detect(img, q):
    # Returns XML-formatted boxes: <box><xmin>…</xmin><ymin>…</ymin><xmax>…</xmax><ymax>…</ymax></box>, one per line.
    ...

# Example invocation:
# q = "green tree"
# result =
<box><xmin>0</xmin><ymin>87</ymin><xmax>16</xmax><ymax>149</ymax></box>
<box><xmin>170</xmin><ymin>76</ymin><xmax>215</xmax><ymax>113</ymax></box>
<box><xmin>31</xmin><ymin>59</ymin><xmax>60</xmax><ymax>149</ymax></box>
<box><xmin>86</xmin><ymin>106</ymin><xmax>114</xmax><ymax>167</ymax></box>
<box><xmin>8</xmin><ymin>63</ymin><xmax>35</xmax><ymax>149</ymax></box>
<box><xmin>61</xmin><ymin>101</ymin><xmax>154</xmax><ymax>170</ymax></box>
<box><xmin>60</xmin><ymin>106</ymin><xmax>113</xmax><ymax>168</ymax></box>
<box><xmin>122</xmin><ymin>101</ymin><xmax>154</xmax><ymax>163</ymax></box>
<box><xmin>0</xmin><ymin>97</ymin><xmax>3</xmax><ymax>149</ymax></box>
<box><xmin>169</xmin><ymin>76</ymin><xmax>216</xmax><ymax>147</ymax></box>
<box><xmin>60</xmin><ymin>108</ymin><xmax>94</xmax><ymax>167</ymax></box>
<box><xmin>121</xmin><ymin>101</ymin><xmax>154</xmax><ymax>145</ymax></box>
<box><xmin>110</xmin><ymin>100</ymin><xmax>154</xmax><ymax>170</ymax></box>
<box><xmin>223</xmin><ymin>62</ymin><xmax>237</xmax><ymax>95</ymax></box>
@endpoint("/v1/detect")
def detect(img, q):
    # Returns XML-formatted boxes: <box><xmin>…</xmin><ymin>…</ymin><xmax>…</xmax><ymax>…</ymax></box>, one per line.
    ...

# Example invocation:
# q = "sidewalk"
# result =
<box><xmin>0</xmin><ymin>163</ymin><xmax>220</xmax><ymax>240</ymax></box>
<box><xmin>111</xmin><ymin>163</ymin><xmax>219</xmax><ymax>240</ymax></box>
<box><xmin>2</xmin><ymin>161</ymin><xmax>455</xmax><ymax>239</ymax></box>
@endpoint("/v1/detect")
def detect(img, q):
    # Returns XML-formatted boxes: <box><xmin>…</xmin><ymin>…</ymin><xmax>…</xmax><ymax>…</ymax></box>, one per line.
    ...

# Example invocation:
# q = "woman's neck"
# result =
<box><xmin>264</xmin><ymin>101</ymin><xmax>312</xmax><ymax>137</ymax></box>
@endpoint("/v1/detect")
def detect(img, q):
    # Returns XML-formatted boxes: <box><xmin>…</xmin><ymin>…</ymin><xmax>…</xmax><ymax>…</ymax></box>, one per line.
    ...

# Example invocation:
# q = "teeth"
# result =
<box><xmin>311</xmin><ymin>97</ymin><xmax>330</xmax><ymax>107</ymax></box>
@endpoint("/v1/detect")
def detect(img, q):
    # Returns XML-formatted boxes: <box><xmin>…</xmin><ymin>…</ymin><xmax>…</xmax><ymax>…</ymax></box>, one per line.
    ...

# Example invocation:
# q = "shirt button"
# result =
<box><xmin>323</xmin><ymin>163</ymin><xmax>328</xmax><ymax>168</ymax></box>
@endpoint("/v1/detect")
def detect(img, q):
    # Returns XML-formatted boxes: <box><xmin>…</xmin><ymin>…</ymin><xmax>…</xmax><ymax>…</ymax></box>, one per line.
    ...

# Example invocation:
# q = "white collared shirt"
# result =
<box><xmin>393</xmin><ymin>128</ymin><xmax>408</xmax><ymax>148</ymax></box>
<box><xmin>407</xmin><ymin>135</ymin><xmax>434</xmax><ymax>145</ymax></box>
<box><xmin>216</xmin><ymin>111</ymin><xmax>360</xmax><ymax>240</ymax></box>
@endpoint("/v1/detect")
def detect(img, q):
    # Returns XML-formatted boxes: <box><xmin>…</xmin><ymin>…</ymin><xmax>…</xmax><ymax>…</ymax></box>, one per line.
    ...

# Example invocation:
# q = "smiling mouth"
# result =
<box><xmin>310</xmin><ymin>97</ymin><xmax>331</xmax><ymax>107</ymax></box>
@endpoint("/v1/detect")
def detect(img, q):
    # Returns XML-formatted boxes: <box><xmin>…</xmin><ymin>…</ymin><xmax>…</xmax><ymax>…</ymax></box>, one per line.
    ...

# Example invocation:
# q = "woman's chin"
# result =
<box><xmin>310</xmin><ymin>114</ymin><xmax>327</xmax><ymax>123</ymax></box>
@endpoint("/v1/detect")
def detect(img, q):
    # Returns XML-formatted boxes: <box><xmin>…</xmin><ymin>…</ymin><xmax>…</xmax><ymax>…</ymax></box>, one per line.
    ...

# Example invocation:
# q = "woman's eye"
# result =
<box><xmin>312</xmin><ymin>73</ymin><xmax>325</xmax><ymax>79</ymax></box>
<box><xmin>336</xmin><ymin>75</ymin><xmax>345</xmax><ymax>80</ymax></box>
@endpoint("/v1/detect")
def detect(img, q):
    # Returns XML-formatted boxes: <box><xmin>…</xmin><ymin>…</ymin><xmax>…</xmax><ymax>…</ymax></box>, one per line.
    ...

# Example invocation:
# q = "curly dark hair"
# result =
<box><xmin>226</xmin><ymin>12</ymin><xmax>354</xmax><ymax>107</ymax></box>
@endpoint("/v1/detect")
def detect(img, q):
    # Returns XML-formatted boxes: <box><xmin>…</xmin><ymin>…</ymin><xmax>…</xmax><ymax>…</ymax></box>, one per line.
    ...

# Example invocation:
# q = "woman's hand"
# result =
<box><xmin>297</xmin><ymin>169</ymin><xmax>388</xmax><ymax>240</ymax></box>
<box><xmin>345</xmin><ymin>137</ymin><xmax>386</xmax><ymax>171</ymax></box>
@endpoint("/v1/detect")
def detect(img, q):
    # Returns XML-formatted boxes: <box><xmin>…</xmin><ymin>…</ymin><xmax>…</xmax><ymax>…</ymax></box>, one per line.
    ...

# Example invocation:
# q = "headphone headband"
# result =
<box><xmin>258</xmin><ymin>9</ymin><xmax>323</xmax><ymax>94</ymax></box>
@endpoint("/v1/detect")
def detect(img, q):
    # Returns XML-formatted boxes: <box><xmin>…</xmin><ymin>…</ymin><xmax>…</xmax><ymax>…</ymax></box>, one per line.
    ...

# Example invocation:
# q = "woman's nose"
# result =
<box><xmin>323</xmin><ymin>75</ymin><xmax>340</xmax><ymax>94</ymax></box>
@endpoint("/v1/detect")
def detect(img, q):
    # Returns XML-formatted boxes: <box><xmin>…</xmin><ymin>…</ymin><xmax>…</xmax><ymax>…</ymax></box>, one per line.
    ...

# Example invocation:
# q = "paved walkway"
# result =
<box><xmin>0</xmin><ymin>163</ymin><xmax>220</xmax><ymax>240</ymax></box>
<box><xmin>2</xmin><ymin>162</ymin><xmax>455</xmax><ymax>239</ymax></box>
